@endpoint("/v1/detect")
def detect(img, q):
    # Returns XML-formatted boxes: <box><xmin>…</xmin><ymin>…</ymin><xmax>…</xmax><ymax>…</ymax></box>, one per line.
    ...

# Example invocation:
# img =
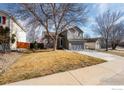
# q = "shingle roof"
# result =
<box><xmin>68</xmin><ymin>26</ymin><xmax>83</xmax><ymax>33</ymax></box>
<box><xmin>84</xmin><ymin>38</ymin><xmax>102</xmax><ymax>42</ymax></box>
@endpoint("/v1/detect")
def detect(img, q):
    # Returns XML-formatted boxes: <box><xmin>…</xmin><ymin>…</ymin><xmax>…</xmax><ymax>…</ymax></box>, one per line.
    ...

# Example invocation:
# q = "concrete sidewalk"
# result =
<box><xmin>8</xmin><ymin>51</ymin><xmax>124</xmax><ymax>85</ymax></box>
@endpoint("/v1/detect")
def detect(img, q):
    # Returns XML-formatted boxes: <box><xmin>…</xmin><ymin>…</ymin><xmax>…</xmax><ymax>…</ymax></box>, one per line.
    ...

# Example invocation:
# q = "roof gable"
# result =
<box><xmin>68</xmin><ymin>26</ymin><xmax>83</xmax><ymax>33</ymax></box>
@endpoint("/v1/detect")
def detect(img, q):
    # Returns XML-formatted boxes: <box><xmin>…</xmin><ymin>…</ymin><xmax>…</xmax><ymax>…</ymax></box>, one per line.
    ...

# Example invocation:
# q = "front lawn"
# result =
<box><xmin>0</xmin><ymin>50</ymin><xmax>105</xmax><ymax>85</ymax></box>
<box><xmin>107</xmin><ymin>50</ymin><xmax>124</xmax><ymax>57</ymax></box>
<box><xmin>97</xmin><ymin>49</ymin><xmax>124</xmax><ymax>57</ymax></box>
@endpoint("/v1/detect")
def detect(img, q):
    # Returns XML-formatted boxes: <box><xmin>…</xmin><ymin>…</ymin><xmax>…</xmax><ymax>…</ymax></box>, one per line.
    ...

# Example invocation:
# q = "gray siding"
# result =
<box><xmin>67</xmin><ymin>31</ymin><xmax>83</xmax><ymax>40</ymax></box>
<box><xmin>60</xmin><ymin>27</ymin><xmax>84</xmax><ymax>50</ymax></box>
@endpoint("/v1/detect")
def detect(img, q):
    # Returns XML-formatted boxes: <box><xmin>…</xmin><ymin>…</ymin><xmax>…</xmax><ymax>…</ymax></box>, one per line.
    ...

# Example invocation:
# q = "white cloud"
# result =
<box><xmin>88</xmin><ymin>17</ymin><xmax>97</xmax><ymax>26</ymax></box>
<box><xmin>115</xmin><ymin>16</ymin><xmax>124</xmax><ymax>24</ymax></box>
<box><xmin>98</xmin><ymin>3</ymin><xmax>109</xmax><ymax>15</ymax></box>
<box><xmin>90</xmin><ymin>3</ymin><xmax>109</xmax><ymax>17</ymax></box>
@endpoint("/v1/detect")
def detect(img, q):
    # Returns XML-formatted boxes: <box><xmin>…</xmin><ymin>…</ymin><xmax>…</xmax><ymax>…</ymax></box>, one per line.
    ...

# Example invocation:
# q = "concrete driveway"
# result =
<box><xmin>8</xmin><ymin>50</ymin><xmax>124</xmax><ymax>85</ymax></box>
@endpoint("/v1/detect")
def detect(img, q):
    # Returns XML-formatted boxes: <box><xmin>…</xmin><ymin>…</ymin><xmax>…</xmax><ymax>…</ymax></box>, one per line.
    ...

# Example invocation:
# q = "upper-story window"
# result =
<box><xmin>0</xmin><ymin>16</ymin><xmax>6</xmax><ymax>25</ymax></box>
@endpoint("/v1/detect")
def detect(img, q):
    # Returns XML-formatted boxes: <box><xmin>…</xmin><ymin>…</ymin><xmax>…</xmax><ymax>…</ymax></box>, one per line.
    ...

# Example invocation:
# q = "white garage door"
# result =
<box><xmin>71</xmin><ymin>44</ymin><xmax>83</xmax><ymax>50</ymax></box>
<box><xmin>69</xmin><ymin>41</ymin><xmax>84</xmax><ymax>50</ymax></box>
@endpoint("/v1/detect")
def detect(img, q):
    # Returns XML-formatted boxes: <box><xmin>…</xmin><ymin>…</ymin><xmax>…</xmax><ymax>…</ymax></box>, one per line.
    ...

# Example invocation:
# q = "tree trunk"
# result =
<box><xmin>112</xmin><ymin>46</ymin><xmax>116</xmax><ymax>50</ymax></box>
<box><xmin>111</xmin><ymin>43</ymin><xmax>118</xmax><ymax>50</ymax></box>
<box><xmin>105</xmin><ymin>39</ymin><xmax>108</xmax><ymax>51</ymax></box>
<box><xmin>53</xmin><ymin>35</ymin><xmax>58</xmax><ymax>51</ymax></box>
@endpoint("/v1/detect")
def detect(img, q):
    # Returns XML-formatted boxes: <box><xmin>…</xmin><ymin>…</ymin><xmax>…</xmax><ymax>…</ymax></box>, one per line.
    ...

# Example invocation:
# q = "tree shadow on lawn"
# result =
<box><xmin>18</xmin><ymin>49</ymin><xmax>54</xmax><ymax>54</ymax></box>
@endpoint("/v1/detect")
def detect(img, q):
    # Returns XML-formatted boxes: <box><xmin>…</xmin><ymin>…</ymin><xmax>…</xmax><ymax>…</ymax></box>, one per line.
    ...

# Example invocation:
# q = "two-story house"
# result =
<box><xmin>58</xmin><ymin>26</ymin><xmax>84</xmax><ymax>50</ymax></box>
<box><xmin>42</xmin><ymin>26</ymin><xmax>84</xmax><ymax>50</ymax></box>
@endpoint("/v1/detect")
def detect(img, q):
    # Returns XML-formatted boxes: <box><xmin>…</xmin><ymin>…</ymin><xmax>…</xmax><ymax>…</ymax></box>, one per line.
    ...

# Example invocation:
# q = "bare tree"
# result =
<box><xmin>9</xmin><ymin>3</ymin><xmax>89</xmax><ymax>51</ymax></box>
<box><xmin>49</xmin><ymin>4</ymin><xmax>89</xmax><ymax>50</ymax></box>
<box><xmin>109</xmin><ymin>22</ymin><xmax>124</xmax><ymax>49</ymax></box>
<box><xmin>94</xmin><ymin>10</ymin><xmax>123</xmax><ymax>51</ymax></box>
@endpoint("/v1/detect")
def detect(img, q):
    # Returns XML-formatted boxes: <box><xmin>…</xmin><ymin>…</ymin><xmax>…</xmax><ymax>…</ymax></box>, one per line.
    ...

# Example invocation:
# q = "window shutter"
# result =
<box><xmin>0</xmin><ymin>16</ymin><xmax>1</xmax><ymax>24</ymax></box>
<box><xmin>2</xmin><ymin>16</ymin><xmax>6</xmax><ymax>24</ymax></box>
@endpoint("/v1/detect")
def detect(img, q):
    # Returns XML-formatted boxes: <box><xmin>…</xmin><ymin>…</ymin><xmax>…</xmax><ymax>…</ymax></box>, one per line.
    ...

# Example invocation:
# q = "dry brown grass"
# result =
<box><xmin>0</xmin><ymin>50</ymin><xmax>105</xmax><ymax>85</ymax></box>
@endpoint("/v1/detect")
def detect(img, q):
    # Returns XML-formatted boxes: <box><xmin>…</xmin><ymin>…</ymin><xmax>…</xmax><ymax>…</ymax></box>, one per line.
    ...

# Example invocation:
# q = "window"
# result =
<box><xmin>0</xmin><ymin>16</ymin><xmax>1</xmax><ymax>23</ymax></box>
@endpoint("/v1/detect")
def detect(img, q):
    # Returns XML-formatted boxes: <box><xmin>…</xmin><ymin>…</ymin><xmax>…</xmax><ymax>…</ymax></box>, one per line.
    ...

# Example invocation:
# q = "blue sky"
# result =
<box><xmin>0</xmin><ymin>3</ymin><xmax>124</xmax><ymax>38</ymax></box>
<box><xmin>82</xmin><ymin>3</ymin><xmax>124</xmax><ymax>37</ymax></box>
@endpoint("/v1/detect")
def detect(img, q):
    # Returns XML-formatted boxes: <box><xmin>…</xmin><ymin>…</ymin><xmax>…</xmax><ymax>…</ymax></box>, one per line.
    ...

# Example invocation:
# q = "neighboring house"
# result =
<box><xmin>0</xmin><ymin>10</ymin><xmax>29</xmax><ymax>51</ymax></box>
<box><xmin>84</xmin><ymin>37</ymin><xmax>111</xmax><ymax>49</ymax></box>
<box><xmin>42</xmin><ymin>26</ymin><xmax>84</xmax><ymax>50</ymax></box>
<box><xmin>84</xmin><ymin>38</ymin><xmax>105</xmax><ymax>50</ymax></box>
